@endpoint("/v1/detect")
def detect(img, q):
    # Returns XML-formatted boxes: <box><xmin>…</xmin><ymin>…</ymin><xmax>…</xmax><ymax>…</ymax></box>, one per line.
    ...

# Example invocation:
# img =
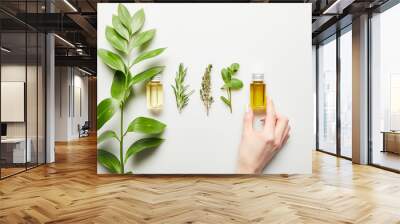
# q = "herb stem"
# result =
<box><xmin>120</xmin><ymin>105</ymin><xmax>125</xmax><ymax>174</ymax></box>
<box><xmin>227</xmin><ymin>89</ymin><xmax>232</xmax><ymax>113</ymax></box>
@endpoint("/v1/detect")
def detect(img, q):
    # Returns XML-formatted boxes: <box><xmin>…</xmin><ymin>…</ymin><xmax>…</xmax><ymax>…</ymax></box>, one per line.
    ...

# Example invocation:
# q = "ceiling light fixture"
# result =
<box><xmin>63</xmin><ymin>0</ymin><xmax>78</xmax><ymax>12</ymax></box>
<box><xmin>54</xmin><ymin>34</ymin><xmax>75</xmax><ymax>48</ymax></box>
<box><xmin>1</xmin><ymin>47</ymin><xmax>11</xmax><ymax>53</ymax></box>
<box><xmin>78</xmin><ymin>67</ymin><xmax>93</xmax><ymax>76</ymax></box>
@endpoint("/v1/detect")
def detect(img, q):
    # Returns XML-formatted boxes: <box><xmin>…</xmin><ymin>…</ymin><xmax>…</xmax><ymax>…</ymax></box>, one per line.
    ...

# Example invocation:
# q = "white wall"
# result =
<box><xmin>1</xmin><ymin>65</ymin><xmax>26</xmax><ymax>137</ymax></box>
<box><xmin>1</xmin><ymin>65</ymin><xmax>35</xmax><ymax>138</ymax></box>
<box><xmin>54</xmin><ymin>67</ymin><xmax>89</xmax><ymax>141</ymax></box>
<box><xmin>55</xmin><ymin>66</ymin><xmax>69</xmax><ymax>141</ymax></box>
<box><xmin>71</xmin><ymin>73</ymin><xmax>89</xmax><ymax>138</ymax></box>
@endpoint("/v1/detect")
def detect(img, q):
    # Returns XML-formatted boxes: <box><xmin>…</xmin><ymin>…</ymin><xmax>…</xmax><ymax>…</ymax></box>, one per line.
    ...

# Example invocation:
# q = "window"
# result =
<box><xmin>390</xmin><ymin>74</ymin><xmax>400</xmax><ymax>130</ymax></box>
<box><xmin>318</xmin><ymin>36</ymin><xmax>337</xmax><ymax>154</ymax></box>
<box><xmin>317</xmin><ymin>26</ymin><xmax>353</xmax><ymax>159</ymax></box>
<box><xmin>339</xmin><ymin>28</ymin><xmax>352</xmax><ymax>158</ymax></box>
<box><xmin>370</xmin><ymin>3</ymin><xmax>400</xmax><ymax>171</ymax></box>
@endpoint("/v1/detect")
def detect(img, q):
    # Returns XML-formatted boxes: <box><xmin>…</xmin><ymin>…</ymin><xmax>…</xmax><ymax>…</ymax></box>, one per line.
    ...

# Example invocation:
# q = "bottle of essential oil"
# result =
<box><xmin>250</xmin><ymin>73</ymin><xmax>266</xmax><ymax>111</ymax></box>
<box><xmin>146</xmin><ymin>74</ymin><xmax>163</xmax><ymax>110</ymax></box>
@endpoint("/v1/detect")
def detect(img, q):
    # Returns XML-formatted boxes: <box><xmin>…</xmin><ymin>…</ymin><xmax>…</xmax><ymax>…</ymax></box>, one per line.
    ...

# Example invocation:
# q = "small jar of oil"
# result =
<box><xmin>250</xmin><ymin>73</ymin><xmax>266</xmax><ymax>111</ymax></box>
<box><xmin>146</xmin><ymin>74</ymin><xmax>163</xmax><ymax>110</ymax></box>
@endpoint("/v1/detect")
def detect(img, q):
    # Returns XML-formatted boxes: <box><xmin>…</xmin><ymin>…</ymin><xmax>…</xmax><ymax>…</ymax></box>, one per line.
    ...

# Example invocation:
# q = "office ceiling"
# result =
<box><xmin>0</xmin><ymin>0</ymin><xmax>393</xmax><ymax>75</ymax></box>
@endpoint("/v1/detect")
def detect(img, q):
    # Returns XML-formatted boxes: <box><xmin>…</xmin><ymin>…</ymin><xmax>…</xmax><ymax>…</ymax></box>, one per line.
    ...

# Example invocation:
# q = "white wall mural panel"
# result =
<box><xmin>97</xmin><ymin>3</ymin><xmax>313</xmax><ymax>174</ymax></box>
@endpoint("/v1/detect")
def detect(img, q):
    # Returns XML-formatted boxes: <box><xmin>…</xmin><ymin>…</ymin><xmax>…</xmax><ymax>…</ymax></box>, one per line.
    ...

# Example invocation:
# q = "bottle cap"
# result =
<box><xmin>152</xmin><ymin>74</ymin><xmax>162</xmax><ymax>82</ymax></box>
<box><xmin>252</xmin><ymin>73</ymin><xmax>264</xmax><ymax>81</ymax></box>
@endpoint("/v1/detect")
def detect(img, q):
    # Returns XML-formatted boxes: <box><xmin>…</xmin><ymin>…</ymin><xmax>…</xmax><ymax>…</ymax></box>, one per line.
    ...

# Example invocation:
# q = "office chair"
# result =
<box><xmin>78</xmin><ymin>121</ymin><xmax>90</xmax><ymax>138</ymax></box>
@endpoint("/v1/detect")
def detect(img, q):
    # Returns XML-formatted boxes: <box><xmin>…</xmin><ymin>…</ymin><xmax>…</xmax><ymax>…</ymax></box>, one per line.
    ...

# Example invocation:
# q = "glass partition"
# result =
<box><xmin>0</xmin><ymin>1</ymin><xmax>46</xmax><ymax>179</ymax></box>
<box><xmin>27</xmin><ymin>30</ymin><xmax>38</xmax><ymax>169</ymax></box>
<box><xmin>1</xmin><ymin>30</ymin><xmax>28</xmax><ymax>177</ymax></box>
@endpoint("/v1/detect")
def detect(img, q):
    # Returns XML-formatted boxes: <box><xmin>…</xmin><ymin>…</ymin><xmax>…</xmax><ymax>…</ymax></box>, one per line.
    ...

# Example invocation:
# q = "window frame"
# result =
<box><xmin>315</xmin><ymin>24</ymin><xmax>353</xmax><ymax>161</ymax></box>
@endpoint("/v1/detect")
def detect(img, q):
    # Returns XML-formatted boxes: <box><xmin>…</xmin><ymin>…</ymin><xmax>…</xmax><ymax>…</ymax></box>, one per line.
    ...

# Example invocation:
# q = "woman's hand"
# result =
<box><xmin>236</xmin><ymin>98</ymin><xmax>290</xmax><ymax>174</ymax></box>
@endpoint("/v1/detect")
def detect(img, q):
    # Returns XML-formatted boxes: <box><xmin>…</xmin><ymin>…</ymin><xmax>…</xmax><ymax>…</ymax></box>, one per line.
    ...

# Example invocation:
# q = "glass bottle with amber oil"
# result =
<box><xmin>146</xmin><ymin>74</ymin><xmax>163</xmax><ymax>110</ymax></box>
<box><xmin>250</xmin><ymin>73</ymin><xmax>266</xmax><ymax>111</ymax></box>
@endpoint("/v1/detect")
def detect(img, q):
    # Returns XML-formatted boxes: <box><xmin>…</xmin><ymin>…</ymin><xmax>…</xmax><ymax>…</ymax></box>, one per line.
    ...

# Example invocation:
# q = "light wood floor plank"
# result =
<box><xmin>0</xmin><ymin>136</ymin><xmax>400</xmax><ymax>223</ymax></box>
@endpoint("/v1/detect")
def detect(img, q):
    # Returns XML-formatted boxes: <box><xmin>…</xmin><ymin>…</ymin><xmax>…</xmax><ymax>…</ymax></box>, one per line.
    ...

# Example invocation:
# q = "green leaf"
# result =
<box><xmin>127</xmin><ymin>117</ymin><xmax>166</xmax><ymax>134</ymax></box>
<box><xmin>118</xmin><ymin>4</ymin><xmax>132</xmax><ymax>33</ymax></box>
<box><xmin>130</xmin><ymin>66</ymin><xmax>164</xmax><ymax>85</ymax></box>
<box><xmin>111</xmin><ymin>71</ymin><xmax>127</xmax><ymax>101</ymax></box>
<box><xmin>229</xmin><ymin>78</ymin><xmax>243</xmax><ymax>89</ymax></box>
<box><xmin>230</xmin><ymin>63</ymin><xmax>240</xmax><ymax>73</ymax></box>
<box><xmin>124</xmin><ymin>137</ymin><xmax>164</xmax><ymax>163</ymax></box>
<box><xmin>106</xmin><ymin>26</ymin><xmax>128</xmax><ymax>53</ymax></box>
<box><xmin>131</xmin><ymin>29</ymin><xmax>156</xmax><ymax>49</ymax></box>
<box><xmin>221</xmin><ymin>68</ymin><xmax>231</xmax><ymax>83</ymax></box>
<box><xmin>97</xmin><ymin>98</ymin><xmax>118</xmax><ymax>130</ymax></box>
<box><xmin>98</xmin><ymin>149</ymin><xmax>122</xmax><ymax>174</ymax></box>
<box><xmin>223</xmin><ymin>78</ymin><xmax>243</xmax><ymax>90</ymax></box>
<box><xmin>98</xmin><ymin>130</ymin><xmax>119</xmax><ymax>144</ymax></box>
<box><xmin>112</xmin><ymin>15</ymin><xmax>129</xmax><ymax>41</ymax></box>
<box><xmin>123</xmin><ymin>87</ymin><xmax>133</xmax><ymax>102</ymax></box>
<box><xmin>131</xmin><ymin>9</ymin><xmax>145</xmax><ymax>35</ymax></box>
<box><xmin>132</xmin><ymin>48</ymin><xmax>166</xmax><ymax>65</ymax></box>
<box><xmin>98</xmin><ymin>49</ymin><xmax>125</xmax><ymax>72</ymax></box>
<box><xmin>220</xmin><ymin>96</ymin><xmax>231</xmax><ymax>106</ymax></box>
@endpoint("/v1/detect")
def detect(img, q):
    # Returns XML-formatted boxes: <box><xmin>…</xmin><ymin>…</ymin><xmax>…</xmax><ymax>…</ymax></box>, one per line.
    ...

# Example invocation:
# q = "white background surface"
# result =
<box><xmin>97</xmin><ymin>3</ymin><xmax>313</xmax><ymax>174</ymax></box>
<box><xmin>1</xmin><ymin>82</ymin><xmax>25</xmax><ymax>122</ymax></box>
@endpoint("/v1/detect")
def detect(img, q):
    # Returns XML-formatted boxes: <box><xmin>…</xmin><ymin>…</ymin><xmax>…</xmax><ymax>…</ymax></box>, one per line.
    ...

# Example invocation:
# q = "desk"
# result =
<box><xmin>1</xmin><ymin>138</ymin><xmax>31</xmax><ymax>163</ymax></box>
<box><xmin>382</xmin><ymin>131</ymin><xmax>400</xmax><ymax>154</ymax></box>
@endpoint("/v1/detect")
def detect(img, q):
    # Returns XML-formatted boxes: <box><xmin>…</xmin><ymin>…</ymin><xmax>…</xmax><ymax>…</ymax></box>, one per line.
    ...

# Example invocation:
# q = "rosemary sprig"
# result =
<box><xmin>200</xmin><ymin>64</ymin><xmax>213</xmax><ymax>116</ymax></box>
<box><xmin>171</xmin><ymin>63</ymin><xmax>194</xmax><ymax>113</ymax></box>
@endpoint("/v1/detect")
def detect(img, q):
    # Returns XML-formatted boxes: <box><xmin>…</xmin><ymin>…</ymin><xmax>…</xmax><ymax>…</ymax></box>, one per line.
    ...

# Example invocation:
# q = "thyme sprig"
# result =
<box><xmin>172</xmin><ymin>63</ymin><xmax>194</xmax><ymax>113</ymax></box>
<box><xmin>200</xmin><ymin>64</ymin><xmax>213</xmax><ymax>116</ymax></box>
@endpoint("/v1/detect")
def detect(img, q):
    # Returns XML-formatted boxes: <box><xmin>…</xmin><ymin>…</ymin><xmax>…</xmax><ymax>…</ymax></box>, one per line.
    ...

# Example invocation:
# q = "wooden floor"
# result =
<box><xmin>0</xmin><ymin>167</ymin><xmax>26</xmax><ymax>178</ymax></box>
<box><xmin>372</xmin><ymin>150</ymin><xmax>400</xmax><ymax>171</ymax></box>
<box><xmin>1</xmin><ymin>136</ymin><xmax>400</xmax><ymax>224</ymax></box>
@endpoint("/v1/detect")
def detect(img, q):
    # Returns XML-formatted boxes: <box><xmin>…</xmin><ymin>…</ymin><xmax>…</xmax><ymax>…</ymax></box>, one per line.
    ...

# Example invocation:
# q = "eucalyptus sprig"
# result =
<box><xmin>200</xmin><ymin>64</ymin><xmax>213</xmax><ymax>116</ymax></box>
<box><xmin>97</xmin><ymin>4</ymin><xmax>167</xmax><ymax>174</ymax></box>
<box><xmin>172</xmin><ymin>63</ymin><xmax>194</xmax><ymax>113</ymax></box>
<box><xmin>220</xmin><ymin>63</ymin><xmax>242</xmax><ymax>113</ymax></box>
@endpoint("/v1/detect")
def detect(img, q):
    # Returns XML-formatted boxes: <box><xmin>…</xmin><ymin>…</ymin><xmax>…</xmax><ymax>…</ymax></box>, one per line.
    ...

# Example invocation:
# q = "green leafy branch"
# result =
<box><xmin>97</xmin><ymin>4</ymin><xmax>167</xmax><ymax>174</ymax></box>
<box><xmin>172</xmin><ymin>63</ymin><xmax>194</xmax><ymax>113</ymax></box>
<box><xmin>220</xmin><ymin>63</ymin><xmax>242</xmax><ymax>113</ymax></box>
